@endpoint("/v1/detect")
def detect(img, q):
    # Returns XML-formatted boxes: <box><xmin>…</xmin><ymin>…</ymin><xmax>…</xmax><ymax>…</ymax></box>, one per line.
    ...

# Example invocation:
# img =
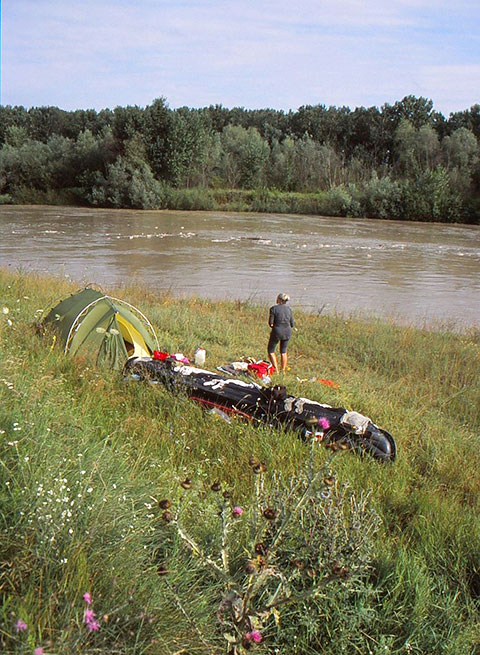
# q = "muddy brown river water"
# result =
<box><xmin>1</xmin><ymin>205</ymin><xmax>479</xmax><ymax>329</ymax></box>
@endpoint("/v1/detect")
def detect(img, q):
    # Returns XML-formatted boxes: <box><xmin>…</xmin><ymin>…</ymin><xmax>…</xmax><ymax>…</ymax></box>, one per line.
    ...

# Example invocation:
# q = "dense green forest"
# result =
<box><xmin>1</xmin><ymin>95</ymin><xmax>480</xmax><ymax>222</ymax></box>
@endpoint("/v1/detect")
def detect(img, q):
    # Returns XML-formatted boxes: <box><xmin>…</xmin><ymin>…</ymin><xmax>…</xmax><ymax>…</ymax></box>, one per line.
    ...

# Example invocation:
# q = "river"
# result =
<box><xmin>1</xmin><ymin>205</ymin><xmax>479</xmax><ymax>329</ymax></box>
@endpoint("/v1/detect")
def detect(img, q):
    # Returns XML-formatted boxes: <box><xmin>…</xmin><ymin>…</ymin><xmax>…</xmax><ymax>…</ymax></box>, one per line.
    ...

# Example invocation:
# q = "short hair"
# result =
<box><xmin>277</xmin><ymin>293</ymin><xmax>290</xmax><ymax>302</ymax></box>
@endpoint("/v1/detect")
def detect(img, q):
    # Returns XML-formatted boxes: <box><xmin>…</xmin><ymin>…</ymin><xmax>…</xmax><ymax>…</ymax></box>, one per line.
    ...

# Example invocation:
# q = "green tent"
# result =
<box><xmin>42</xmin><ymin>288</ymin><xmax>158</xmax><ymax>370</ymax></box>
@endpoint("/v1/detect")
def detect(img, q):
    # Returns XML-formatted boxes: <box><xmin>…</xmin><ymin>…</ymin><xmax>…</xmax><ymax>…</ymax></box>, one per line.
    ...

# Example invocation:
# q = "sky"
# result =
<box><xmin>1</xmin><ymin>0</ymin><xmax>480</xmax><ymax>116</ymax></box>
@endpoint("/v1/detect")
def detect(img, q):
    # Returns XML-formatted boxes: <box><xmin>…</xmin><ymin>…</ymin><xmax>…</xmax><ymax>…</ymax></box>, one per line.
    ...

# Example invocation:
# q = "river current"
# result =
<box><xmin>1</xmin><ymin>205</ymin><xmax>479</xmax><ymax>329</ymax></box>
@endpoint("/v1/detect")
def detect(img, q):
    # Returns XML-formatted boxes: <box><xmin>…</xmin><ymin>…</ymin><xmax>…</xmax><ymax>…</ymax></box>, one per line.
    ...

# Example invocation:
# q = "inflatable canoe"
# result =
<box><xmin>125</xmin><ymin>356</ymin><xmax>396</xmax><ymax>462</ymax></box>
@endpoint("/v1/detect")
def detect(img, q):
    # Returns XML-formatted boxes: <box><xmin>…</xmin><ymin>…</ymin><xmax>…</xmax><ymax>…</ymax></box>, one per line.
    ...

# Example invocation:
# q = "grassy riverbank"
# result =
<box><xmin>6</xmin><ymin>185</ymin><xmax>480</xmax><ymax>223</ymax></box>
<box><xmin>1</xmin><ymin>269</ymin><xmax>479</xmax><ymax>654</ymax></box>
<box><xmin>2</xmin><ymin>187</ymin><xmax>335</xmax><ymax>219</ymax></box>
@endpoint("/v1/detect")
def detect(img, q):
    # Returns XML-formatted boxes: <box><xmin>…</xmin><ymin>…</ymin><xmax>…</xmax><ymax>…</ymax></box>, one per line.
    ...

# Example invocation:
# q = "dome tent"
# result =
<box><xmin>42</xmin><ymin>288</ymin><xmax>158</xmax><ymax>370</ymax></box>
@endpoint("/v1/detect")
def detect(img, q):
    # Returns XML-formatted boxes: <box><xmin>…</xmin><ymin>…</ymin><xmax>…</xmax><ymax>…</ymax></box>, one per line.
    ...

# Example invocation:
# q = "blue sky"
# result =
<box><xmin>1</xmin><ymin>0</ymin><xmax>479</xmax><ymax>116</ymax></box>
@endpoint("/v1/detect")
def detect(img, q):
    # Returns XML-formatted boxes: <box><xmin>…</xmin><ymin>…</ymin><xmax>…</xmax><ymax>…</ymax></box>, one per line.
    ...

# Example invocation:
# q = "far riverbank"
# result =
<box><xmin>3</xmin><ymin>184</ymin><xmax>480</xmax><ymax>224</ymax></box>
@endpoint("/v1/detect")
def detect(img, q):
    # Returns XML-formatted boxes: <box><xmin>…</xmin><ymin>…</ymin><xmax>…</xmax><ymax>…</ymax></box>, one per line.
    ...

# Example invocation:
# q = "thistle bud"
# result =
<box><xmin>210</xmin><ymin>481</ymin><xmax>221</xmax><ymax>492</ymax></box>
<box><xmin>244</xmin><ymin>561</ymin><xmax>257</xmax><ymax>575</ymax></box>
<box><xmin>254</xmin><ymin>542</ymin><xmax>268</xmax><ymax>556</ymax></box>
<box><xmin>262</xmin><ymin>507</ymin><xmax>276</xmax><ymax>520</ymax></box>
<box><xmin>158</xmin><ymin>499</ymin><xmax>171</xmax><ymax>509</ymax></box>
<box><xmin>241</xmin><ymin>635</ymin><xmax>253</xmax><ymax>649</ymax></box>
<box><xmin>180</xmin><ymin>478</ymin><xmax>192</xmax><ymax>489</ymax></box>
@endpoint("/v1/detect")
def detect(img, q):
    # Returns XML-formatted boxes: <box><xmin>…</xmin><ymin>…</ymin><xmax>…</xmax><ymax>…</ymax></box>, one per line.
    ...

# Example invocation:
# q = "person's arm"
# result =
<box><xmin>269</xmin><ymin>306</ymin><xmax>275</xmax><ymax>328</ymax></box>
<box><xmin>290</xmin><ymin>309</ymin><xmax>295</xmax><ymax>328</ymax></box>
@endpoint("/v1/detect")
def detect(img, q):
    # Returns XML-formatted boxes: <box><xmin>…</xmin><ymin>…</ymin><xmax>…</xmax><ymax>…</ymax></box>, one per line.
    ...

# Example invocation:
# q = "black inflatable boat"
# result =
<box><xmin>125</xmin><ymin>356</ymin><xmax>396</xmax><ymax>462</ymax></box>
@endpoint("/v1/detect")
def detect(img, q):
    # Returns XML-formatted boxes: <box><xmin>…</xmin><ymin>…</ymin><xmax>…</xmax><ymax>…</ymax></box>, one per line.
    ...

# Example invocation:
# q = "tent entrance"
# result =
<box><xmin>116</xmin><ymin>313</ymin><xmax>151</xmax><ymax>358</ymax></box>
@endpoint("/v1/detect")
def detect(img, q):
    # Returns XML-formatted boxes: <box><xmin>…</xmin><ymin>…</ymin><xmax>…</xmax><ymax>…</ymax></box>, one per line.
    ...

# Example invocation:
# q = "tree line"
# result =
<box><xmin>1</xmin><ymin>95</ymin><xmax>479</xmax><ymax>222</ymax></box>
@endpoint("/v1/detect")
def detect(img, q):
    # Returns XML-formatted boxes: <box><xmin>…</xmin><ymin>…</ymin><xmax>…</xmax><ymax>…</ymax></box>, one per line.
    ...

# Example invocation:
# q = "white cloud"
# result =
<box><xmin>2</xmin><ymin>0</ymin><xmax>480</xmax><ymax>113</ymax></box>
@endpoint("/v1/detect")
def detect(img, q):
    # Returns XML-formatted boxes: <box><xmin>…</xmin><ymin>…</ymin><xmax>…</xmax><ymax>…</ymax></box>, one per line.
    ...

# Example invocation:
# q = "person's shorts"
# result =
<box><xmin>268</xmin><ymin>333</ymin><xmax>290</xmax><ymax>354</ymax></box>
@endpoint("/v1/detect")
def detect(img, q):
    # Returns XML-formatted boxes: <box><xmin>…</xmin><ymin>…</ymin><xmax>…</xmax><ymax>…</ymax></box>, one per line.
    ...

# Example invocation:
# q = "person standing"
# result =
<box><xmin>267</xmin><ymin>293</ymin><xmax>295</xmax><ymax>374</ymax></box>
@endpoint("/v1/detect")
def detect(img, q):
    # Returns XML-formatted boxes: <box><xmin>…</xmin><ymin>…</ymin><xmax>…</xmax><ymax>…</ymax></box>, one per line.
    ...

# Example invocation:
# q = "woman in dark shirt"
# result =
<box><xmin>267</xmin><ymin>293</ymin><xmax>295</xmax><ymax>374</ymax></box>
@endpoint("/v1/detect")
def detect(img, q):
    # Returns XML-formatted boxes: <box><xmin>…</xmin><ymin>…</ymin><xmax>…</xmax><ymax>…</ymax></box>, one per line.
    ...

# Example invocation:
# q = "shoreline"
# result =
<box><xmin>1</xmin><ymin>265</ymin><xmax>479</xmax><ymax>336</ymax></box>
<box><xmin>2</xmin><ymin>183</ymin><xmax>479</xmax><ymax>225</ymax></box>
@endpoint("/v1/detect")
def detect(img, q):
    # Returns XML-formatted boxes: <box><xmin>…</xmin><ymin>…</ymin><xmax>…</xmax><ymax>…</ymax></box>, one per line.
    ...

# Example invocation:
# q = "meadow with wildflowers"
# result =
<box><xmin>0</xmin><ymin>269</ymin><xmax>479</xmax><ymax>654</ymax></box>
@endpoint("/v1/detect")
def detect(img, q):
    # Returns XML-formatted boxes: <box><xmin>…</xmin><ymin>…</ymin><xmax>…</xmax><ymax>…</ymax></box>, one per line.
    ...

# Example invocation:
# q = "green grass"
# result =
<box><xmin>1</xmin><ymin>269</ymin><xmax>479</xmax><ymax>654</ymax></box>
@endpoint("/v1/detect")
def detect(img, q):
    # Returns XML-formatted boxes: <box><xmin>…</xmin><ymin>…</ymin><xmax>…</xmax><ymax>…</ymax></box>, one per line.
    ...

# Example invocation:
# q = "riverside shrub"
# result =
<box><xmin>89</xmin><ymin>156</ymin><xmax>165</xmax><ymax>209</ymax></box>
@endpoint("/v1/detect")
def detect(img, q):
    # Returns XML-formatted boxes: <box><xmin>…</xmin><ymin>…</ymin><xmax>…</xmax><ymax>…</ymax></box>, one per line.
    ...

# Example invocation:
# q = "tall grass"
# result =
<box><xmin>1</xmin><ymin>269</ymin><xmax>479</xmax><ymax>654</ymax></box>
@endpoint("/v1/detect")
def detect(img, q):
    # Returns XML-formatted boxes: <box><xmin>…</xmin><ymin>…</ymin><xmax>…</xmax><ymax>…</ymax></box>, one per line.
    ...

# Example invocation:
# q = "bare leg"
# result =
<box><xmin>280</xmin><ymin>352</ymin><xmax>288</xmax><ymax>373</ymax></box>
<box><xmin>268</xmin><ymin>352</ymin><xmax>278</xmax><ymax>373</ymax></box>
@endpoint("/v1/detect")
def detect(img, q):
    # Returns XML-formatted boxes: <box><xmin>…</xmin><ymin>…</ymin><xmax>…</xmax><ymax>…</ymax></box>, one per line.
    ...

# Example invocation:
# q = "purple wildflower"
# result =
<box><xmin>232</xmin><ymin>506</ymin><xmax>244</xmax><ymax>516</ymax></box>
<box><xmin>15</xmin><ymin>619</ymin><xmax>27</xmax><ymax>633</ymax></box>
<box><xmin>34</xmin><ymin>648</ymin><xmax>44</xmax><ymax>655</ymax></box>
<box><xmin>245</xmin><ymin>630</ymin><xmax>263</xmax><ymax>643</ymax></box>
<box><xmin>318</xmin><ymin>417</ymin><xmax>330</xmax><ymax>430</ymax></box>
<box><xmin>83</xmin><ymin>592</ymin><xmax>92</xmax><ymax>605</ymax></box>
<box><xmin>84</xmin><ymin>609</ymin><xmax>95</xmax><ymax>623</ymax></box>
<box><xmin>84</xmin><ymin>607</ymin><xmax>100</xmax><ymax>632</ymax></box>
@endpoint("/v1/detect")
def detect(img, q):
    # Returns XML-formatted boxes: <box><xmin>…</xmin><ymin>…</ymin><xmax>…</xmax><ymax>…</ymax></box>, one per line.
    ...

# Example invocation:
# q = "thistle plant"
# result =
<box><xmin>155</xmin><ymin>445</ymin><xmax>381</xmax><ymax>654</ymax></box>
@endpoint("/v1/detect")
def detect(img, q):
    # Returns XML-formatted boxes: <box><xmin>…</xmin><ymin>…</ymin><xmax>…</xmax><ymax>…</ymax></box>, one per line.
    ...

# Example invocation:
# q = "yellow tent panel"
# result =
<box><xmin>116</xmin><ymin>313</ymin><xmax>151</xmax><ymax>358</ymax></box>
